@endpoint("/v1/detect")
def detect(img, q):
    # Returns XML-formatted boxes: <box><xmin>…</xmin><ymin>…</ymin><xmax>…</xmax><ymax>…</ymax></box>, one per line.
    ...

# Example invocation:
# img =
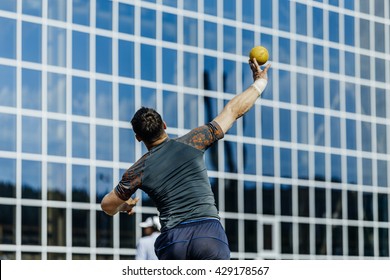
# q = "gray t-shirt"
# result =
<box><xmin>115</xmin><ymin>121</ymin><xmax>224</xmax><ymax>231</ymax></box>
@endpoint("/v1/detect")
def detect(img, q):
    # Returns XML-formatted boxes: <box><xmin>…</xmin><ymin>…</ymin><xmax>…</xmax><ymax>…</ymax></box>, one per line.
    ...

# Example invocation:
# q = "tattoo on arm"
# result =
<box><xmin>177</xmin><ymin>121</ymin><xmax>224</xmax><ymax>151</ymax></box>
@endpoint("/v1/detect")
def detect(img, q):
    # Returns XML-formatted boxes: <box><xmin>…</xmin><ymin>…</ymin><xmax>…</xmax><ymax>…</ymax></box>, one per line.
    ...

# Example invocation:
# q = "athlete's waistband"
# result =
<box><xmin>179</xmin><ymin>217</ymin><xmax>220</xmax><ymax>225</ymax></box>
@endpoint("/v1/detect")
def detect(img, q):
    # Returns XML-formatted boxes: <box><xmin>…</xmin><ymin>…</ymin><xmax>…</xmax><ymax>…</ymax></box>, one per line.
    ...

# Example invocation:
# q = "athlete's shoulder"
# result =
<box><xmin>175</xmin><ymin>121</ymin><xmax>224</xmax><ymax>151</ymax></box>
<box><xmin>122</xmin><ymin>153</ymin><xmax>149</xmax><ymax>181</ymax></box>
<box><xmin>115</xmin><ymin>153</ymin><xmax>150</xmax><ymax>200</ymax></box>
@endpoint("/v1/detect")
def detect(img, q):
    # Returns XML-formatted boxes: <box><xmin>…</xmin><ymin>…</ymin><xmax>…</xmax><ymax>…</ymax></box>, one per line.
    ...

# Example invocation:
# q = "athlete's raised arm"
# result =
<box><xmin>213</xmin><ymin>59</ymin><xmax>271</xmax><ymax>134</ymax></box>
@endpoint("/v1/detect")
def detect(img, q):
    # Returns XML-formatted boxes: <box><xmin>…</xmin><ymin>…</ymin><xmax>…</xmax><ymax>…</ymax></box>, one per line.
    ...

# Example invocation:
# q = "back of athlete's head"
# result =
<box><xmin>131</xmin><ymin>107</ymin><xmax>165</xmax><ymax>143</ymax></box>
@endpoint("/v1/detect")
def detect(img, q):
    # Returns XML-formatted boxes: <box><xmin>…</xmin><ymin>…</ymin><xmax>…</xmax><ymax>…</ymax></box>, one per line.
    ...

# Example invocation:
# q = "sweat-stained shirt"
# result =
<box><xmin>115</xmin><ymin>121</ymin><xmax>224</xmax><ymax>231</ymax></box>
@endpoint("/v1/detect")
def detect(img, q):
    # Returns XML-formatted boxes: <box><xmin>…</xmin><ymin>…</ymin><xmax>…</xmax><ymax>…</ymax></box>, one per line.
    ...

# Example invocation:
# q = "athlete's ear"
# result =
<box><xmin>135</xmin><ymin>134</ymin><xmax>142</xmax><ymax>142</ymax></box>
<box><xmin>163</xmin><ymin>121</ymin><xmax>167</xmax><ymax>130</ymax></box>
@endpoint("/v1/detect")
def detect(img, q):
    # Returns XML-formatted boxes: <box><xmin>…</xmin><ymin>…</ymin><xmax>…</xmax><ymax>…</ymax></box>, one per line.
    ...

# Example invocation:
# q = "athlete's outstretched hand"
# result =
<box><xmin>249</xmin><ymin>58</ymin><xmax>271</xmax><ymax>82</ymax></box>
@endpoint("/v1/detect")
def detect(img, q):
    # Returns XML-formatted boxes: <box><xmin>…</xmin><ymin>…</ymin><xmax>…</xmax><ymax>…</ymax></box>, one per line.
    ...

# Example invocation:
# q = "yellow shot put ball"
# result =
<box><xmin>249</xmin><ymin>46</ymin><xmax>269</xmax><ymax>65</ymax></box>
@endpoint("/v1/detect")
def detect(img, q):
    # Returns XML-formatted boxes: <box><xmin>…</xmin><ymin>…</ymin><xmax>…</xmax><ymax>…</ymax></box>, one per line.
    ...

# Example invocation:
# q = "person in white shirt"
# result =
<box><xmin>135</xmin><ymin>216</ymin><xmax>161</xmax><ymax>260</ymax></box>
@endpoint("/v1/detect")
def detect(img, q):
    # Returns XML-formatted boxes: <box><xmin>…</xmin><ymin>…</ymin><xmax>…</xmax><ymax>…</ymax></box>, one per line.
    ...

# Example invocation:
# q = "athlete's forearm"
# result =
<box><xmin>226</xmin><ymin>78</ymin><xmax>267</xmax><ymax>119</ymax></box>
<box><xmin>213</xmin><ymin>78</ymin><xmax>268</xmax><ymax>133</ymax></box>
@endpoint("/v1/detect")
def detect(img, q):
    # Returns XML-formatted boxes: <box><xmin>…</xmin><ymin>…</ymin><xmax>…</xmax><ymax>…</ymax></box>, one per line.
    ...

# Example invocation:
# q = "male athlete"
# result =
<box><xmin>101</xmin><ymin>59</ymin><xmax>271</xmax><ymax>259</ymax></box>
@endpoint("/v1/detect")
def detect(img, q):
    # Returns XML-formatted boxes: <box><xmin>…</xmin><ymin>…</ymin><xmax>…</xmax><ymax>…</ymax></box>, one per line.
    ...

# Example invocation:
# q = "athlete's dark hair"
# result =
<box><xmin>131</xmin><ymin>107</ymin><xmax>164</xmax><ymax>143</ymax></box>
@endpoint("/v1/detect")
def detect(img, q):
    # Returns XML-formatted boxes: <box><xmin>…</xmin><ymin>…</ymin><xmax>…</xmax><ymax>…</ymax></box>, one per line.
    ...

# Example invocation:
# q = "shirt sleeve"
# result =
<box><xmin>176</xmin><ymin>121</ymin><xmax>224</xmax><ymax>152</ymax></box>
<box><xmin>114</xmin><ymin>155</ymin><xmax>146</xmax><ymax>201</ymax></box>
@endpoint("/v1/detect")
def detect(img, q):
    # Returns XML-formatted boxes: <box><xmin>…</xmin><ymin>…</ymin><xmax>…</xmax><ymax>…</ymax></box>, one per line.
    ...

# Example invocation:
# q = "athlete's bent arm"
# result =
<box><xmin>101</xmin><ymin>157</ymin><xmax>143</xmax><ymax>216</ymax></box>
<box><xmin>213</xmin><ymin>59</ymin><xmax>271</xmax><ymax>133</ymax></box>
<box><xmin>101</xmin><ymin>191</ymin><xmax>139</xmax><ymax>216</ymax></box>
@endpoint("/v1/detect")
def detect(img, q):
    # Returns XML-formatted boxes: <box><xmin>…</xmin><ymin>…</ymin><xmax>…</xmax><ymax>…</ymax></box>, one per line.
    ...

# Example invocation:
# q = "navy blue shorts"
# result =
<box><xmin>154</xmin><ymin>218</ymin><xmax>230</xmax><ymax>260</ymax></box>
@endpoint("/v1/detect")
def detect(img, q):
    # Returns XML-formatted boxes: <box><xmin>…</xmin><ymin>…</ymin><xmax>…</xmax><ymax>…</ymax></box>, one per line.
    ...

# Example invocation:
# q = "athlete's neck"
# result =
<box><xmin>145</xmin><ymin>133</ymin><xmax>169</xmax><ymax>150</ymax></box>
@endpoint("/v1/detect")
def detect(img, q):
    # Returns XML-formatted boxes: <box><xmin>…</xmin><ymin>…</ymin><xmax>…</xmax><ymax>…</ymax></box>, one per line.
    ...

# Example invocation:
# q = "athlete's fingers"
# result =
<box><xmin>132</xmin><ymin>197</ymin><xmax>140</xmax><ymax>204</ymax></box>
<box><xmin>262</xmin><ymin>63</ymin><xmax>271</xmax><ymax>73</ymax></box>
<box><xmin>126</xmin><ymin>197</ymin><xmax>139</xmax><ymax>207</ymax></box>
<box><xmin>252</xmin><ymin>57</ymin><xmax>260</xmax><ymax>70</ymax></box>
<box><xmin>259</xmin><ymin>63</ymin><xmax>271</xmax><ymax>80</ymax></box>
<box><xmin>249</xmin><ymin>58</ymin><xmax>257</xmax><ymax>72</ymax></box>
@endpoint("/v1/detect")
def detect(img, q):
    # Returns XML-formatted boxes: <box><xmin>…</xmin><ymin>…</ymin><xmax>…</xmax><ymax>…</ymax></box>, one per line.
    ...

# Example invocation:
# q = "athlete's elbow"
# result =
<box><xmin>101</xmin><ymin>196</ymin><xmax>116</xmax><ymax>216</ymax></box>
<box><xmin>101</xmin><ymin>206</ymin><xmax>115</xmax><ymax>216</ymax></box>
